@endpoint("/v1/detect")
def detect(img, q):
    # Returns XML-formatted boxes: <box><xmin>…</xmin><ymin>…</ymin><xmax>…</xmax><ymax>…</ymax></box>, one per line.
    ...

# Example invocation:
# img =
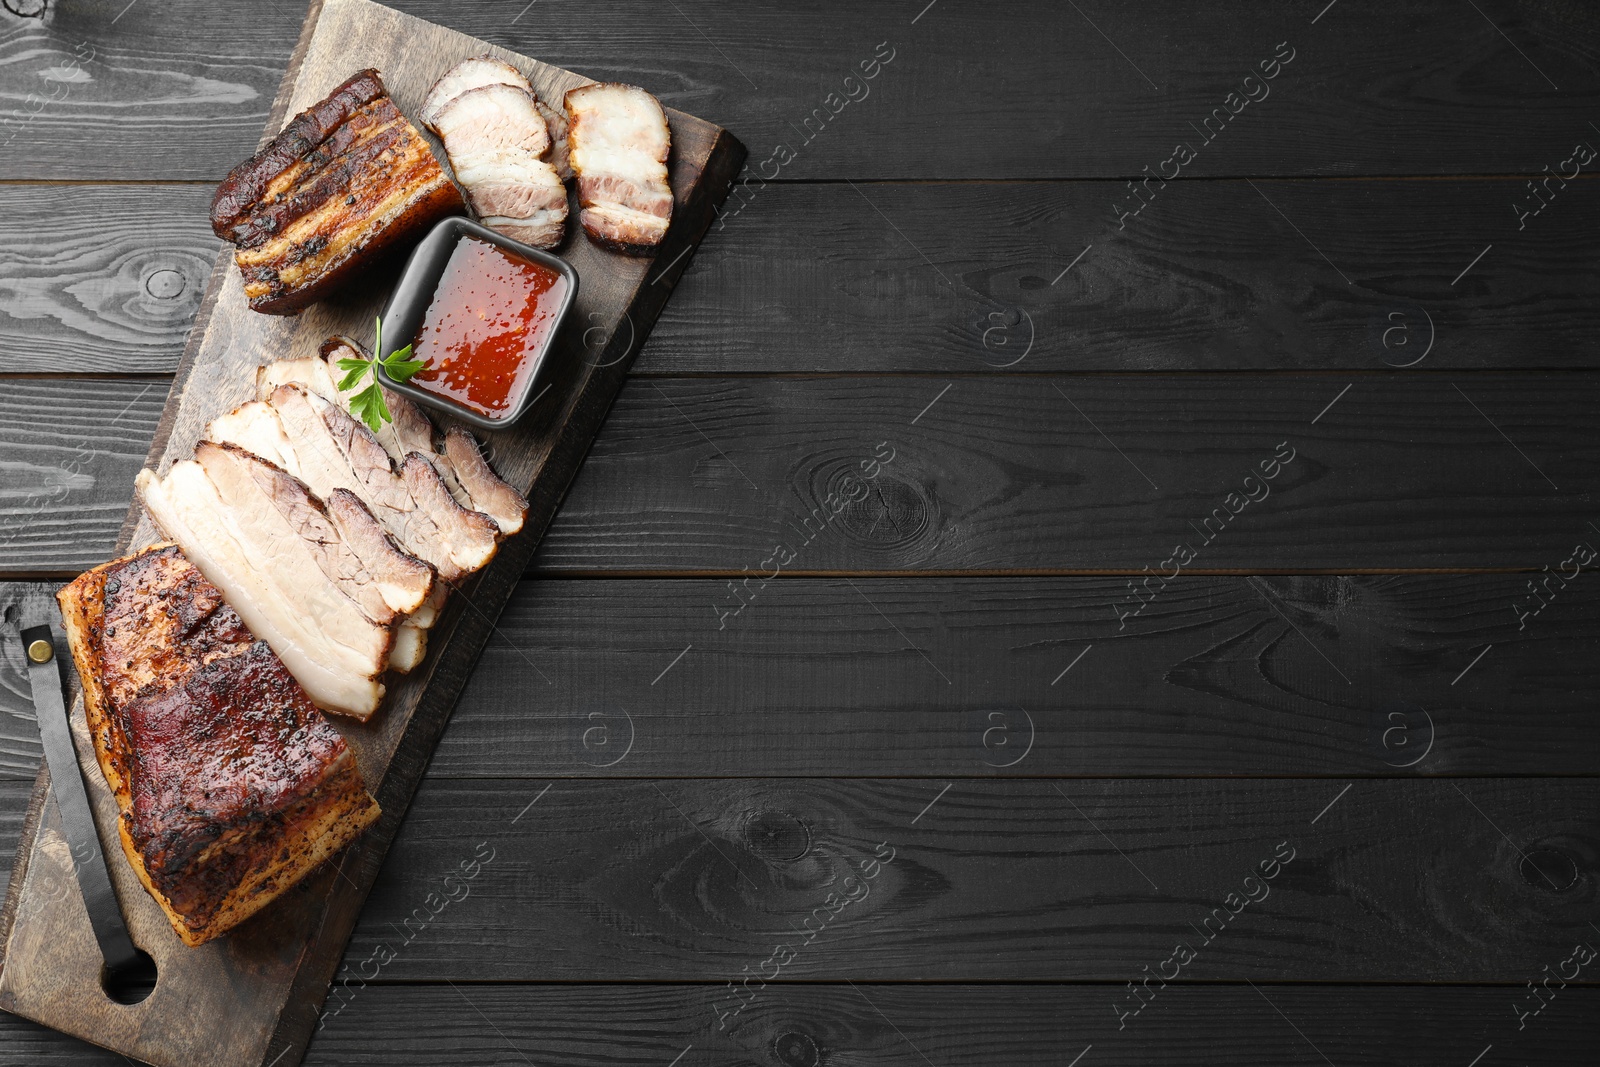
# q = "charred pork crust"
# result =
<box><xmin>210</xmin><ymin>69</ymin><xmax>464</xmax><ymax>315</ymax></box>
<box><xmin>56</xmin><ymin>545</ymin><xmax>380</xmax><ymax>945</ymax></box>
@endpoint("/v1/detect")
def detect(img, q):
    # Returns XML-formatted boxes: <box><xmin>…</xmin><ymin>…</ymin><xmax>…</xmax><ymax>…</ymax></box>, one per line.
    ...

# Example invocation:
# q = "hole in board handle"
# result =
<box><xmin>101</xmin><ymin>947</ymin><xmax>158</xmax><ymax>1005</ymax></box>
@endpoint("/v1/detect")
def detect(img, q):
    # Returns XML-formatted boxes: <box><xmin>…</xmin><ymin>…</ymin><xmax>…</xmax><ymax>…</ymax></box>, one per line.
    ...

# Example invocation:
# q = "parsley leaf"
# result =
<box><xmin>340</xmin><ymin>316</ymin><xmax>424</xmax><ymax>433</ymax></box>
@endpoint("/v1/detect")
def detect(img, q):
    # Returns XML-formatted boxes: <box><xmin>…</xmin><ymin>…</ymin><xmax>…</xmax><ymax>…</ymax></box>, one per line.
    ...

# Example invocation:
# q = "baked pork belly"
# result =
<box><xmin>57</xmin><ymin>545</ymin><xmax>380</xmax><ymax>946</ymax></box>
<box><xmin>565</xmin><ymin>82</ymin><xmax>673</xmax><ymax>253</ymax></box>
<box><xmin>211</xmin><ymin>69</ymin><xmax>464</xmax><ymax>314</ymax></box>
<box><xmin>430</xmin><ymin>83</ymin><xmax>568</xmax><ymax>248</ymax></box>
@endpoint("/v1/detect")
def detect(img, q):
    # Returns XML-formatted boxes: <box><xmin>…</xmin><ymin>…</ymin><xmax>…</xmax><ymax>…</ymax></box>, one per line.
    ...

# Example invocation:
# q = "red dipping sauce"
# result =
<box><xmin>409</xmin><ymin>236</ymin><xmax>568</xmax><ymax>419</ymax></box>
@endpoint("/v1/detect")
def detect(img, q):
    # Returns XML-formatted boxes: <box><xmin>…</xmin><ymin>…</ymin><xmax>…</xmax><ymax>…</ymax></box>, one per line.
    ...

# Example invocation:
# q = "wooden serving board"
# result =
<box><xmin>0</xmin><ymin>1</ymin><xmax>743</xmax><ymax>1064</ymax></box>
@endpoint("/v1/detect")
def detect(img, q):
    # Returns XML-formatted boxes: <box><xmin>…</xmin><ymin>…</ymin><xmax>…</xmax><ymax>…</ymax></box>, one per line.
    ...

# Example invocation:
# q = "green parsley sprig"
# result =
<box><xmin>336</xmin><ymin>315</ymin><xmax>425</xmax><ymax>433</ymax></box>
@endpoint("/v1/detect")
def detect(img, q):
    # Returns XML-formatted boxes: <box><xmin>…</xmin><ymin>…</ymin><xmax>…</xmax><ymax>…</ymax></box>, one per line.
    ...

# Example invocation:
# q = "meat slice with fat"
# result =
<box><xmin>565</xmin><ymin>82</ymin><xmax>673</xmax><ymax>253</ymax></box>
<box><xmin>420</xmin><ymin>55</ymin><xmax>529</xmax><ymax>130</ymax></box>
<box><xmin>535</xmin><ymin>97</ymin><xmax>573</xmax><ymax>181</ymax></box>
<box><xmin>195</xmin><ymin>441</ymin><xmax>433</xmax><ymax>623</ymax></box>
<box><xmin>137</xmin><ymin>463</ymin><xmax>387</xmax><ymax>718</ymax></box>
<box><xmin>442</xmin><ymin>427</ymin><xmax>526</xmax><ymax>535</ymax></box>
<box><xmin>433</xmin><ymin>83</ymin><xmax>567</xmax><ymax>248</ymax></box>
<box><xmin>262</xmin><ymin>339</ymin><xmax>528</xmax><ymax>536</ymax></box>
<box><xmin>264</xmin><ymin>383</ymin><xmax>498</xmax><ymax>580</ymax></box>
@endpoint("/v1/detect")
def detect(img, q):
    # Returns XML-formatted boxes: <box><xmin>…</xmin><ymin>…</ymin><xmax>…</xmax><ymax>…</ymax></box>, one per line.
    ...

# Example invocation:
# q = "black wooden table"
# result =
<box><xmin>3</xmin><ymin>1</ymin><xmax>1599</xmax><ymax>1063</ymax></box>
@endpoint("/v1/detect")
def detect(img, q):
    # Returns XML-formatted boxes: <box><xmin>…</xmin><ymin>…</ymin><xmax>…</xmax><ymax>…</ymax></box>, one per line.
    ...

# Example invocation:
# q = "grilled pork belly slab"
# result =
<box><xmin>57</xmin><ymin>546</ymin><xmax>380</xmax><ymax>946</ymax></box>
<box><xmin>432</xmin><ymin>83</ymin><xmax>568</xmax><ymax>248</ymax></box>
<box><xmin>565</xmin><ymin>82</ymin><xmax>673</xmax><ymax>253</ymax></box>
<box><xmin>211</xmin><ymin>69</ymin><xmax>465</xmax><ymax>314</ymax></box>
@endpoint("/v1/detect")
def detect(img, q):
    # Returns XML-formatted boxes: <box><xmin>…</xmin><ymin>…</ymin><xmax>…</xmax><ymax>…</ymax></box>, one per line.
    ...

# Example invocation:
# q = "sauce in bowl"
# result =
<box><xmin>408</xmin><ymin>235</ymin><xmax>569</xmax><ymax>419</ymax></box>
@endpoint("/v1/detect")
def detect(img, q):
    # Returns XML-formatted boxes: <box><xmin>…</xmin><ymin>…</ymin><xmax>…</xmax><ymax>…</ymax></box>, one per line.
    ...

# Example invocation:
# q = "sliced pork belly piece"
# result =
<box><xmin>264</xmin><ymin>384</ymin><xmax>498</xmax><ymax>580</ymax></box>
<box><xmin>195</xmin><ymin>441</ymin><xmax>433</xmax><ymax>623</ymax></box>
<box><xmin>389</xmin><ymin>622</ymin><xmax>428</xmax><ymax>673</ymax></box>
<box><xmin>535</xmin><ymin>98</ymin><xmax>573</xmax><ymax>181</ymax></box>
<box><xmin>565</xmin><ymin>82</ymin><xmax>673</xmax><ymax>253</ymax></box>
<box><xmin>442</xmin><ymin>427</ymin><xmax>527</xmax><ymax>535</ymax></box>
<box><xmin>420</xmin><ymin>55</ymin><xmax>530</xmax><ymax>131</ymax></box>
<box><xmin>324</xmin><ymin>487</ymin><xmax>437</xmax><ymax>616</ymax></box>
<box><xmin>265</xmin><ymin>340</ymin><xmax>528</xmax><ymax>536</ymax></box>
<box><xmin>137</xmin><ymin>465</ymin><xmax>387</xmax><ymax>718</ymax></box>
<box><xmin>207</xmin><ymin>400</ymin><xmax>295</xmax><ymax>470</ymax></box>
<box><xmin>433</xmin><ymin>83</ymin><xmax>567</xmax><ymax>248</ymax></box>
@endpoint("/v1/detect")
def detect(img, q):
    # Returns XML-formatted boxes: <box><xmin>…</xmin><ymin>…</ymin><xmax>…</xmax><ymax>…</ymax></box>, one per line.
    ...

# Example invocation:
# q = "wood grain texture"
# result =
<box><xmin>0</xmin><ymin>378</ymin><xmax>168</xmax><ymax>575</ymax></box>
<box><xmin>9</xmin><ymin>178</ymin><xmax>1600</xmax><ymax>376</ymax></box>
<box><xmin>648</xmin><ymin>178</ymin><xmax>1600</xmax><ymax>373</ymax></box>
<box><xmin>9</xmin><ymin>373</ymin><xmax>1598</xmax><ymax>576</ymax></box>
<box><xmin>0</xmin><ymin>2</ymin><xmax>743</xmax><ymax>1065</ymax></box>
<box><xmin>432</xmin><ymin>573</ymin><xmax>1600</xmax><ymax>778</ymax></box>
<box><xmin>533</xmin><ymin>373</ymin><xmax>1600</xmax><ymax>573</ymax></box>
<box><xmin>9</xmin><ymin>570</ymin><xmax>1593</xmax><ymax>781</ymax></box>
<box><xmin>0</xmin><ymin>185</ymin><xmax>217</xmax><ymax>374</ymax></box>
<box><xmin>1</xmin><ymin>982</ymin><xmax>1594</xmax><ymax>1066</ymax></box>
<box><xmin>338</xmin><ymin>776</ymin><xmax>1600</xmax><ymax>981</ymax></box>
<box><xmin>6</xmin><ymin>0</ymin><xmax>1600</xmax><ymax>180</ymax></box>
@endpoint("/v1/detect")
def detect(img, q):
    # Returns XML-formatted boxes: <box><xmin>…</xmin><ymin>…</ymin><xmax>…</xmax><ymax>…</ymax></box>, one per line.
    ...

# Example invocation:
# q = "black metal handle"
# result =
<box><xmin>20</xmin><ymin>623</ymin><xmax>145</xmax><ymax>976</ymax></box>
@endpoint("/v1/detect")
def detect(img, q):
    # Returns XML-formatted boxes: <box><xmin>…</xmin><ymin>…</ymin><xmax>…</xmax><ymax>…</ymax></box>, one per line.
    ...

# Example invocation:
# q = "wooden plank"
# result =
<box><xmin>10</xmin><ymin>178</ymin><xmax>1600</xmax><ymax>376</ymax></box>
<box><xmin>0</xmin><ymin>1</ymin><xmax>744</xmax><ymax>1065</ymax></box>
<box><xmin>6</xmin><ymin>1</ymin><xmax>1600</xmax><ymax>180</ymax></box>
<box><xmin>0</xmin><ymin>186</ymin><xmax>217</xmax><ymax>375</ymax></box>
<box><xmin>649</xmin><ymin>177</ymin><xmax>1600</xmax><ymax>373</ymax></box>
<box><xmin>6</xmin><ymin>982</ymin><xmax>1599</xmax><ymax>1066</ymax></box>
<box><xmin>434</xmin><ymin>573</ymin><xmax>1600</xmax><ymax>777</ymax></box>
<box><xmin>341</xmin><ymin>776</ymin><xmax>1600</xmax><ymax>981</ymax></box>
<box><xmin>534</xmin><ymin>373</ymin><xmax>1600</xmax><ymax>573</ymax></box>
<box><xmin>9</xmin><ymin>373</ymin><xmax>1598</xmax><ymax>576</ymax></box>
<box><xmin>10</xmin><ymin>569</ymin><xmax>1595</xmax><ymax>781</ymax></box>
<box><xmin>0</xmin><ymin>378</ymin><xmax>167</xmax><ymax>576</ymax></box>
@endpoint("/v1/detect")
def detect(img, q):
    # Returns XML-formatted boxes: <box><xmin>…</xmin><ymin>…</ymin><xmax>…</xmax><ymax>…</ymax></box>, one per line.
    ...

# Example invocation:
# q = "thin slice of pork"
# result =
<box><xmin>420</xmin><ymin>56</ymin><xmax>530</xmax><ymax>132</ymax></box>
<box><xmin>196</xmin><ymin>441</ymin><xmax>434</xmax><ymax>624</ymax></box>
<box><xmin>565</xmin><ymin>82</ymin><xmax>673</xmax><ymax>253</ymax></box>
<box><xmin>265</xmin><ymin>384</ymin><xmax>498</xmax><ymax>581</ymax></box>
<box><xmin>389</xmin><ymin>622</ymin><xmax>428</xmax><ymax>673</ymax></box>
<box><xmin>272</xmin><ymin>339</ymin><xmax>528</xmax><ymax>536</ymax></box>
<box><xmin>324</xmin><ymin>487</ymin><xmax>437</xmax><ymax>615</ymax></box>
<box><xmin>434</xmin><ymin>83</ymin><xmax>567</xmax><ymax>248</ymax></box>
<box><xmin>442</xmin><ymin>427</ymin><xmax>527</xmax><ymax>535</ymax></box>
<box><xmin>535</xmin><ymin>98</ymin><xmax>573</xmax><ymax>181</ymax></box>
<box><xmin>137</xmin><ymin>465</ymin><xmax>386</xmax><ymax>718</ymax></box>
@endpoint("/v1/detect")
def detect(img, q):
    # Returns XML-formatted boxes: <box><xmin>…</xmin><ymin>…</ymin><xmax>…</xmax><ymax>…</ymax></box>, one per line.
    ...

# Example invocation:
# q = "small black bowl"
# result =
<box><xmin>376</xmin><ymin>216</ymin><xmax>579</xmax><ymax>431</ymax></box>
